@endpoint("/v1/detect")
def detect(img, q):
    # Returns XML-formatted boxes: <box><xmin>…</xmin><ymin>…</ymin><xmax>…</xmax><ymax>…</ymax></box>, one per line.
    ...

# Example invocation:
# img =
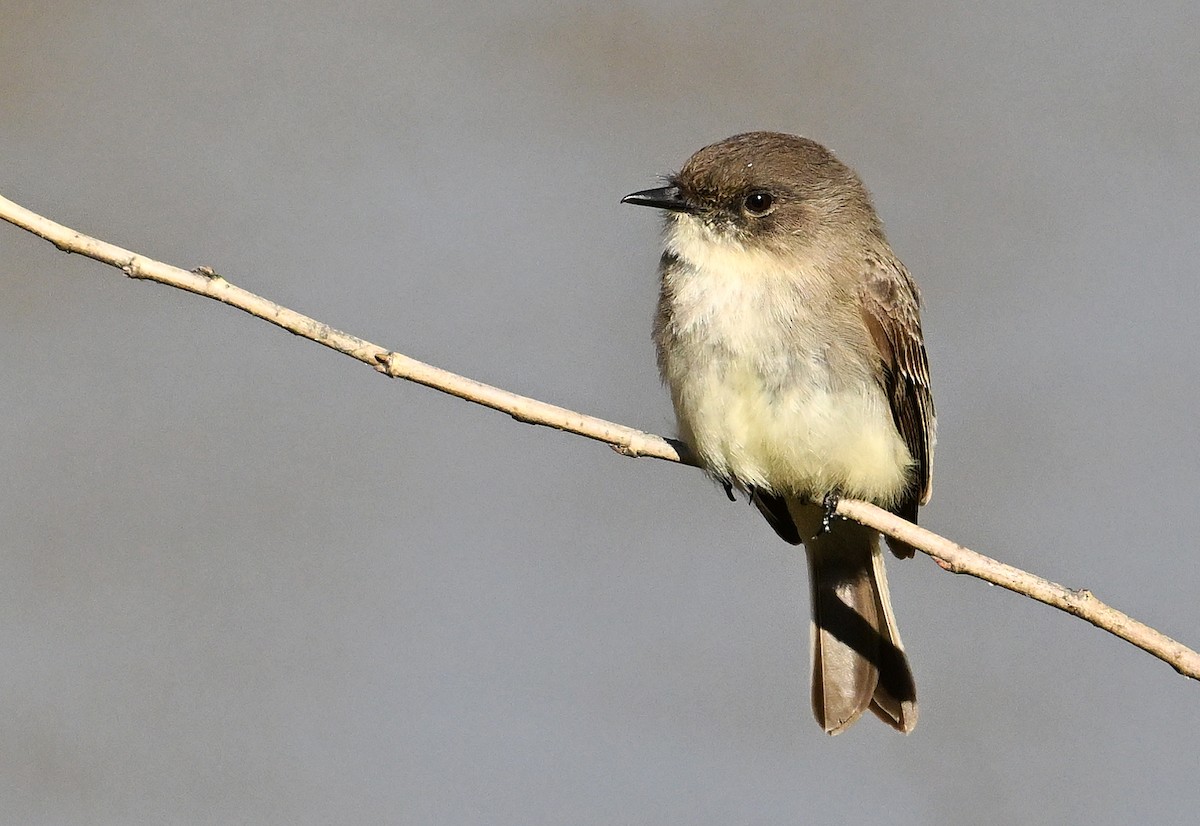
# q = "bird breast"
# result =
<box><xmin>656</xmin><ymin>220</ymin><xmax>913</xmax><ymax>505</ymax></box>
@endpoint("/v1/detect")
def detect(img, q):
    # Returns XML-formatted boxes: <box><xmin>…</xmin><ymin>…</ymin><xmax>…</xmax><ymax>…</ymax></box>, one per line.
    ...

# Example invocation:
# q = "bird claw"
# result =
<box><xmin>721</xmin><ymin>479</ymin><xmax>737</xmax><ymax>502</ymax></box>
<box><xmin>819</xmin><ymin>491</ymin><xmax>841</xmax><ymax>535</ymax></box>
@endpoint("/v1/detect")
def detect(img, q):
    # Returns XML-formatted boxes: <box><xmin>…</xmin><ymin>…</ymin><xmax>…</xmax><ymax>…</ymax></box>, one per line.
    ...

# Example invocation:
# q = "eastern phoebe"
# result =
<box><xmin>623</xmin><ymin>132</ymin><xmax>935</xmax><ymax>734</ymax></box>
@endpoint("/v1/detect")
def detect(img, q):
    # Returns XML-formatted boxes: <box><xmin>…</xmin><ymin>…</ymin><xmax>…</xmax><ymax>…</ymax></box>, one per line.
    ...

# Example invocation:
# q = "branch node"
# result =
<box><xmin>508</xmin><ymin>409</ymin><xmax>542</xmax><ymax>426</ymax></box>
<box><xmin>373</xmin><ymin>351</ymin><xmax>397</xmax><ymax>375</ymax></box>
<box><xmin>192</xmin><ymin>265</ymin><xmax>224</xmax><ymax>281</ymax></box>
<box><xmin>123</xmin><ymin>256</ymin><xmax>152</xmax><ymax>281</ymax></box>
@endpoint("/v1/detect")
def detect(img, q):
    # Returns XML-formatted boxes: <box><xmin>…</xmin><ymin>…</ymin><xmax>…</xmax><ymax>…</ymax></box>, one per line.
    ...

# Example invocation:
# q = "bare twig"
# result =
<box><xmin>2</xmin><ymin>192</ymin><xmax>1196</xmax><ymax>682</ymax></box>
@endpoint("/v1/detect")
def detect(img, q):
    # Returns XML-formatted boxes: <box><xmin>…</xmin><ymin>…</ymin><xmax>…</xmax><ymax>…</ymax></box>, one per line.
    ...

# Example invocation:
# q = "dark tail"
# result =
<box><xmin>801</xmin><ymin>513</ymin><xmax>917</xmax><ymax>734</ymax></box>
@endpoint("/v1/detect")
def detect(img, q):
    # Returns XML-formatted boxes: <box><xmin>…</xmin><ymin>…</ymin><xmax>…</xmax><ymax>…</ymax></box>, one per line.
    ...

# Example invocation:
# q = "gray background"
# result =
<box><xmin>3</xmin><ymin>1</ymin><xmax>1198</xmax><ymax>823</ymax></box>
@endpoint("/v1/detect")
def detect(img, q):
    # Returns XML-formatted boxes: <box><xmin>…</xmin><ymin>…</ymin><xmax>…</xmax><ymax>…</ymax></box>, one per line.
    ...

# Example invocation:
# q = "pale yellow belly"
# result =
<box><xmin>674</xmin><ymin>361</ymin><xmax>913</xmax><ymax>506</ymax></box>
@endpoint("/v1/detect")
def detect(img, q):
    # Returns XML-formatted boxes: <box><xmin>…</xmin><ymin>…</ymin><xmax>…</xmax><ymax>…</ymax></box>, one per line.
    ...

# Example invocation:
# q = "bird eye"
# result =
<box><xmin>742</xmin><ymin>190</ymin><xmax>774</xmax><ymax>217</ymax></box>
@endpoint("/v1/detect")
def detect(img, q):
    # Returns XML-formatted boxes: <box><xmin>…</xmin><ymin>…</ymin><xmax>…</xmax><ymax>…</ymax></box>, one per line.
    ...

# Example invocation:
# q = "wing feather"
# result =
<box><xmin>859</xmin><ymin>253</ymin><xmax>936</xmax><ymax>556</ymax></box>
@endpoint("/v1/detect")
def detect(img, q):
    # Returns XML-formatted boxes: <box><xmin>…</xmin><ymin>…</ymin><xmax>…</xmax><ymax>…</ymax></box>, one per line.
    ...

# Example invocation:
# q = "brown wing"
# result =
<box><xmin>859</xmin><ymin>253</ymin><xmax>935</xmax><ymax>557</ymax></box>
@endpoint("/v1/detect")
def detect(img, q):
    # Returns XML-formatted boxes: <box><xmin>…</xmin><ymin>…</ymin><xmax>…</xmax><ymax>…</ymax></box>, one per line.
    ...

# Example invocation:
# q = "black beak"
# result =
<box><xmin>620</xmin><ymin>185</ymin><xmax>700</xmax><ymax>214</ymax></box>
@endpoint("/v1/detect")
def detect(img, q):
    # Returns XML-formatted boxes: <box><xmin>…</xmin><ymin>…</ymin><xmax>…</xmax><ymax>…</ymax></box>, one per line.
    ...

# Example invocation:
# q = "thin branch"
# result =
<box><xmin>2</xmin><ymin>192</ymin><xmax>1196</xmax><ymax>682</ymax></box>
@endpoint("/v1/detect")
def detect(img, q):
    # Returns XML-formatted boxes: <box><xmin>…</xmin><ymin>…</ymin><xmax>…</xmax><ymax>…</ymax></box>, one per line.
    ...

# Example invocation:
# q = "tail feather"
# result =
<box><xmin>865</xmin><ymin>542</ymin><xmax>917</xmax><ymax>731</ymax></box>
<box><xmin>794</xmin><ymin>503</ymin><xmax>917</xmax><ymax>735</ymax></box>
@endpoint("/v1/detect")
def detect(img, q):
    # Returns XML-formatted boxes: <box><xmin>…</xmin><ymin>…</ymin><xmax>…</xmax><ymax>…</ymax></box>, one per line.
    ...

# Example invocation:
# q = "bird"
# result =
<box><xmin>623</xmin><ymin>131</ymin><xmax>935</xmax><ymax>734</ymax></box>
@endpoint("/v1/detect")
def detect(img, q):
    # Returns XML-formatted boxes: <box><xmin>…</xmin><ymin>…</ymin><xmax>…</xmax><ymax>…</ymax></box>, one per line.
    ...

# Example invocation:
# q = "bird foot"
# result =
<box><xmin>819</xmin><ymin>491</ymin><xmax>841</xmax><ymax>535</ymax></box>
<box><xmin>721</xmin><ymin>479</ymin><xmax>737</xmax><ymax>502</ymax></box>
